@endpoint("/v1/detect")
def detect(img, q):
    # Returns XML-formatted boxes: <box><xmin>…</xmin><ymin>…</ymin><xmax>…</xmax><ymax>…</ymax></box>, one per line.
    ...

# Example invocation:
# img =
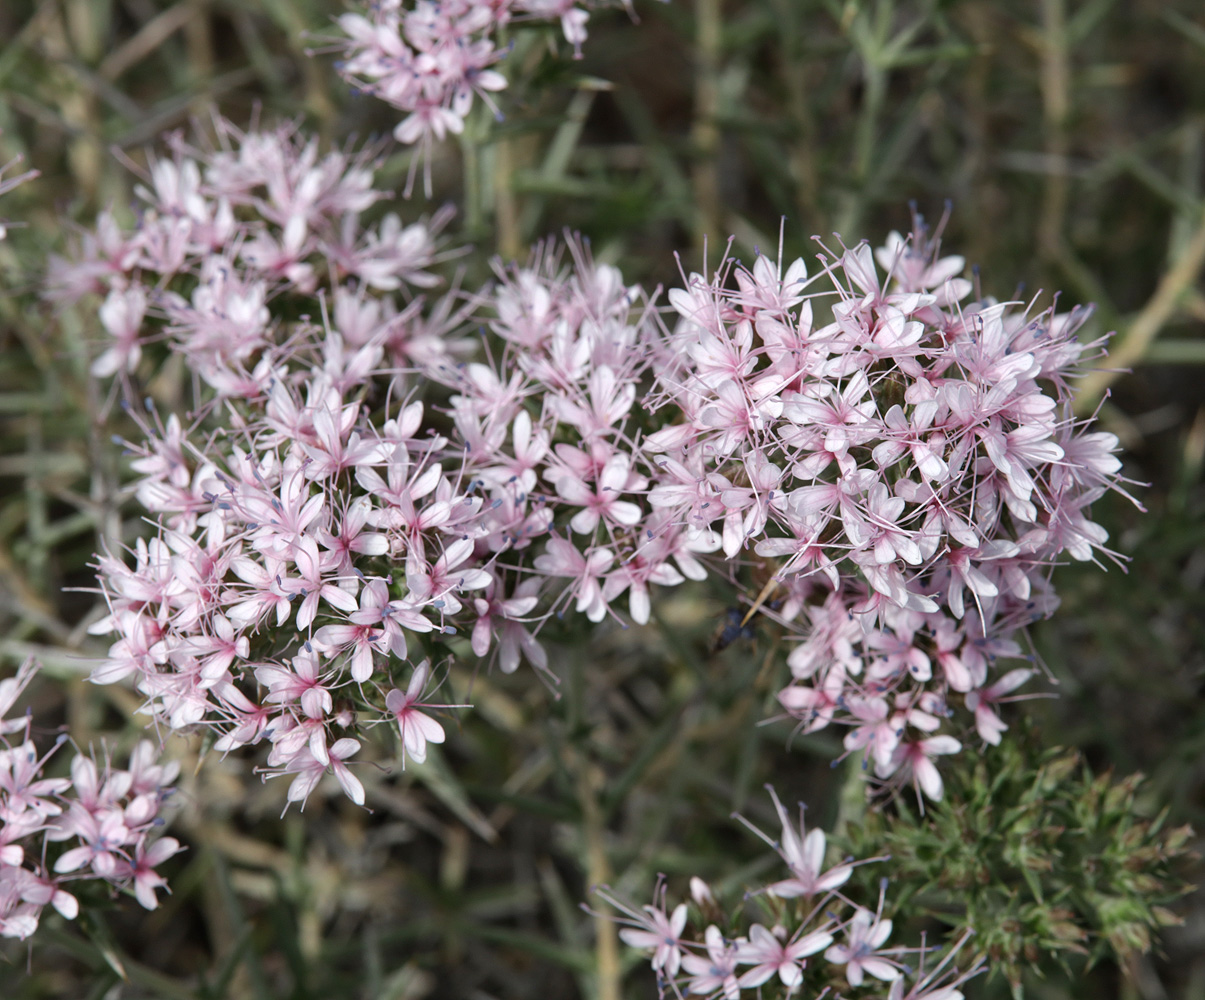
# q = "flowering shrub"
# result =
<box><xmin>63</xmin><ymin>109</ymin><xmax>1136</xmax><ymax>830</ymax></box>
<box><xmin>8</xmin><ymin>0</ymin><xmax>1191</xmax><ymax>993</ymax></box>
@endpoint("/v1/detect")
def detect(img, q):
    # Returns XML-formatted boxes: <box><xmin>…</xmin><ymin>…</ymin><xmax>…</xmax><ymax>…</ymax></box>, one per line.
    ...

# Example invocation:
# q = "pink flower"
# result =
<box><xmin>211</xmin><ymin>681</ymin><xmax>272</xmax><ymax>752</ymax></box>
<box><xmin>471</xmin><ymin>576</ymin><xmax>546</xmax><ymax>675</ymax></box>
<box><xmin>356</xmin><ymin>447</ymin><xmax>450</xmax><ymax>555</ymax></box>
<box><xmin>0</xmin><ymin>658</ymin><xmax>38</xmax><ymax>731</ymax></box>
<box><xmin>256</xmin><ymin>649</ymin><xmax>334</xmax><ymax>721</ymax></box>
<box><xmin>90</xmin><ymin>285</ymin><xmax>148</xmax><ymax>377</ymax></box>
<box><xmin>53</xmin><ymin>808</ymin><xmax>130</xmax><ymax>878</ymax></box>
<box><xmin>0</xmin><ymin>741</ymin><xmax>71</xmax><ymax>819</ymax></box>
<box><xmin>825</xmin><ymin>904</ymin><xmax>901</xmax><ymax>987</ymax></box>
<box><xmin>550</xmin><ymin>366</ymin><xmax>637</xmax><ymax>440</ymax></box>
<box><xmin>602</xmin><ymin>889</ymin><xmax>689</xmax><ymax>978</ymax></box>
<box><xmin>965</xmin><ymin>668</ymin><xmax>1033</xmax><ymax>745</ymax></box>
<box><xmin>601</xmin><ymin>546</ymin><xmax>686</xmax><ymax>626</ymax></box>
<box><xmin>123</xmin><ymin>836</ymin><xmax>183</xmax><ymax>910</ymax></box>
<box><xmin>234</xmin><ymin>459</ymin><xmax>326</xmax><ymax>560</ymax></box>
<box><xmin>716</xmin><ymin>450</ymin><xmax>789</xmax><ymax>557</ymax></box>
<box><xmin>843</xmin><ymin>695</ymin><xmax>900</xmax><ymax>772</ymax></box>
<box><xmin>532</xmin><ymin>536</ymin><xmax>614</xmax><ymax>622</ymax></box>
<box><xmin>758</xmin><ymin>787</ymin><xmax>853</xmax><ymax>899</ymax></box>
<box><xmin>284</xmin><ymin>535</ymin><xmax>360</xmax><ymax>631</ymax></box>
<box><xmin>405</xmin><ymin>538</ymin><xmax>492</xmax><ymax>617</ymax></box>
<box><xmin>300</xmin><ymin>396</ymin><xmax>385</xmax><ymax>480</ymax></box>
<box><xmin>478</xmin><ymin>410</ymin><xmax>549</xmax><ymax>493</ymax></box>
<box><xmin>782</xmin><ymin>371</ymin><xmax>877</xmax><ymax>457</ymax></box>
<box><xmin>698</xmin><ymin>379</ymin><xmax>782</xmax><ymax>457</ymax></box>
<box><xmin>778</xmin><ymin>666</ymin><xmax>846</xmax><ymax>733</ymax></box>
<box><xmin>226</xmin><ymin>554</ymin><xmax>294</xmax><ymax>628</ymax></box>
<box><xmin>385</xmin><ymin>661</ymin><xmax>467</xmax><ymax>766</ymax></box>
<box><xmin>681</xmin><ymin>925</ymin><xmax>740</xmax><ymax>1000</ymax></box>
<box><xmin>180</xmin><ymin>614</ymin><xmax>250</xmax><ymax>684</ymax></box>
<box><xmin>552</xmin><ymin>451</ymin><xmax>645</xmax><ymax>535</ymax></box>
<box><xmin>881</xmin><ymin>735</ymin><xmax>962</xmax><ymax>802</ymax></box>
<box><xmin>272</xmin><ymin>737</ymin><xmax>364</xmax><ymax>812</ymax></box>
<box><xmin>735</xmin><ymin>922</ymin><xmax>833</xmax><ymax>991</ymax></box>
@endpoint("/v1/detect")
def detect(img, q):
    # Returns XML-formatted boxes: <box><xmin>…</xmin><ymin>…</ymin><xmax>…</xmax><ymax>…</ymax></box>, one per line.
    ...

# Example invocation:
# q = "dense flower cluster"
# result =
<box><xmin>332</xmin><ymin>0</ymin><xmax>641</xmax><ymax>193</ymax></box>
<box><xmin>641</xmin><ymin>227</ymin><xmax>1132</xmax><ymax>803</ymax></box>
<box><xmin>65</xmin><ymin>113</ymin><xmax>1129</xmax><ymax>822</ymax></box>
<box><xmin>598</xmin><ymin>788</ymin><xmax>980</xmax><ymax>999</ymax></box>
<box><xmin>50</xmin><ymin>124</ymin><xmax>471</xmax><ymax>810</ymax></box>
<box><xmin>57</xmin><ymin>122</ymin><xmax>665</xmax><ymax>812</ymax></box>
<box><xmin>74</xmin><ymin>229</ymin><xmax>665</xmax><ymax>811</ymax></box>
<box><xmin>650</xmin><ymin>228</ymin><xmax>1127</xmax><ymax>804</ymax></box>
<box><xmin>49</xmin><ymin>116</ymin><xmax>462</xmax><ymax>382</ymax></box>
<box><xmin>0</xmin><ymin>660</ymin><xmax>180</xmax><ymax>940</ymax></box>
<box><xmin>431</xmin><ymin>223</ymin><xmax>1129</xmax><ymax>805</ymax></box>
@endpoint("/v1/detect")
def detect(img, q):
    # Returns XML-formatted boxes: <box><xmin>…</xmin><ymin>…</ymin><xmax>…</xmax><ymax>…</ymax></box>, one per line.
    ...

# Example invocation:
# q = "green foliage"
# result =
<box><xmin>845</xmin><ymin>726</ymin><xmax>1196</xmax><ymax>992</ymax></box>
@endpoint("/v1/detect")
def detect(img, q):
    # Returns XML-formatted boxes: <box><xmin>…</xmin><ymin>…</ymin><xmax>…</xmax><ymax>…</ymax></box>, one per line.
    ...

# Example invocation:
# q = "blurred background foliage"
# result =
<box><xmin>0</xmin><ymin>0</ymin><xmax>1203</xmax><ymax>998</ymax></box>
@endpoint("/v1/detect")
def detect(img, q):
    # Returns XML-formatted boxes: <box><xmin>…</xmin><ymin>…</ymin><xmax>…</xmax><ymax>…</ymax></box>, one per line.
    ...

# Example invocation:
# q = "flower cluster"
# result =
<box><xmin>433</xmin><ymin>221</ymin><xmax>1130</xmax><ymax>805</ymax></box>
<box><xmin>332</xmin><ymin>0</ymin><xmax>638</xmax><ymax>193</ymax></box>
<box><xmin>47</xmin><ymin>120</ymin><xmax>473</xmax><ymax>811</ymax></box>
<box><xmin>62</xmin><ymin>116</ymin><xmax>673</xmax><ymax>810</ymax></box>
<box><xmin>76</xmin><ymin>228</ymin><xmax>667</xmax><ymax>811</ymax></box>
<box><xmin>68</xmin><ymin>109</ymin><xmax>1128</xmax><ymax>818</ymax></box>
<box><xmin>49</xmin><ymin>116</ymin><xmax>462</xmax><ymax>382</ymax></box>
<box><xmin>598</xmin><ymin>788</ymin><xmax>980</xmax><ymax>999</ymax></box>
<box><xmin>0</xmin><ymin>660</ymin><xmax>181</xmax><ymax>940</ymax></box>
<box><xmin>638</xmin><ymin>222</ymin><xmax>1133</xmax><ymax>803</ymax></box>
